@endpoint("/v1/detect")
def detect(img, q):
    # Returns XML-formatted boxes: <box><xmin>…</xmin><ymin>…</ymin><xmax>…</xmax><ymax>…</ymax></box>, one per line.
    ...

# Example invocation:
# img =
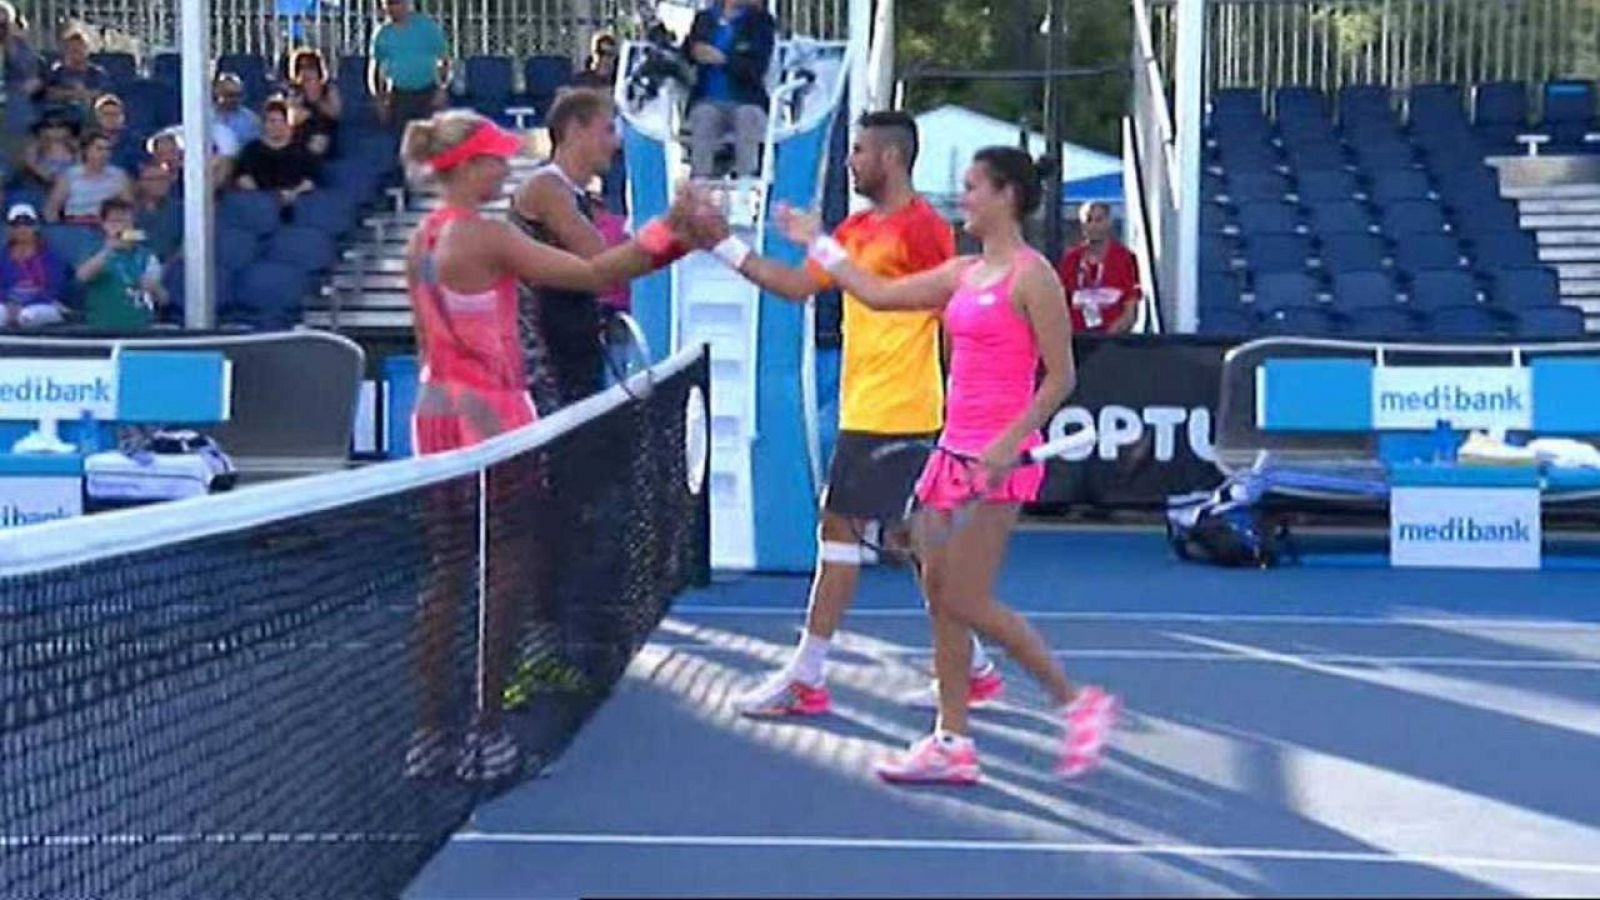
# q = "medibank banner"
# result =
<box><xmin>1390</xmin><ymin>487</ymin><xmax>1541</xmax><ymax>569</ymax></box>
<box><xmin>1371</xmin><ymin>366</ymin><xmax>1533</xmax><ymax>431</ymax></box>
<box><xmin>0</xmin><ymin>359</ymin><xmax>117</xmax><ymax>421</ymax></box>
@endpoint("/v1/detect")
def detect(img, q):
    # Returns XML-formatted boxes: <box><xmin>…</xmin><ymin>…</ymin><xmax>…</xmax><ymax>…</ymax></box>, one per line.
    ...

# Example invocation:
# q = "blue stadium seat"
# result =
<box><xmin>164</xmin><ymin>256</ymin><xmax>235</xmax><ymax>320</ymax></box>
<box><xmin>1474</xmin><ymin>80</ymin><xmax>1529</xmax><ymax>127</ymax></box>
<box><xmin>1409</xmin><ymin>83</ymin><xmax>1468</xmax><ymax>129</ymax></box>
<box><xmin>1319</xmin><ymin>233</ymin><xmax>1389</xmax><ymax>273</ymax></box>
<box><xmin>1210</xmin><ymin>116</ymin><xmax>1273</xmax><ymax>144</ymax></box>
<box><xmin>1339</xmin><ymin>84</ymin><xmax>1393</xmax><ymax>125</ymax></box>
<box><xmin>1381</xmin><ymin>200</ymin><xmax>1447</xmax><ymax>236</ymax></box>
<box><xmin>1253</xmin><ymin>272</ymin><xmax>1321</xmax><ymax>311</ymax></box>
<box><xmin>1306</xmin><ymin>200</ymin><xmax>1374</xmax><ymax>235</ymax></box>
<box><xmin>1237</xmin><ymin>201</ymin><xmax>1302</xmax><ymax>235</ymax></box>
<box><xmin>41</xmin><ymin>224</ymin><xmax>99</xmax><ymax>265</ymax></box>
<box><xmin>1244</xmin><ymin>234</ymin><xmax>1315</xmax><ymax>273</ymax></box>
<box><xmin>1201</xmin><ymin>202</ymin><xmax>1233</xmax><ymax>235</ymax></box>
<box><xmin>1201</xmin><ymin>271</ymin><xmax>1243</xmax><ymax>307</ymax></box>
<box><xmin>1198</xmin><ymin>307</ymin><xmax>1257</xmax><ymax>336</ymax></box>
<box><xmin>464</xmin><ymin>55</ymin><xmax>516</xmax><ymax>118</ymax></box>
<box><xmin>1490</xmin><ymin>266</ymin><xmax>1560</xmax><ymax>307</ymax></box>
<box><xmin>1276</xmin><ymin>86</ymin><xmax>1330</xmax><ymax>122</ymax></box>
<box><xmin>1470</xmin><ymin>230</ymin><xmax>1541</xmax><ymax>271</ymax></box>
<box><xmin>1331</xmin><ymin>270</ymin><xmax>1399</xmax><ymax>308</ymax></box>
<box><xmin>1284</xmin><ymin>142</ymin><xmax>1348</xmax><ymax>170</ymax></box>
<box><xmin>1296</xmin><ymin>170</ymin><xmax>1361</xmax><ymax>202</ymax></box>
<box><xmin>1450</xmin><ymin>198</ymin><xmax>1521</xmax><ymax>236</ymax></box>
<box><xmin>1433</xmin><ymin>166</ymin><xmax>1502</xmax><ymax>206</ymax></box>
<box><xmin>1223</xmin><ymin>171</ymin><xmax>1290</xmax><ymax>204</ymax></box>
<box><xmin>1408</xmin><ymin>269</ymin><xmax>1480</xmax><ymax>310</ymax></box>
<box><xmin>523</xmin><ymin>54</ymin><xmax>574</xmax><ymax>115</ymax></box>
<box><xmin>1345</xmin><ymin>304</ymin><xmax>1419</xmax><ymax>337</ymax></box>
<box><xmin>1260</xmin><ymin>305</ymin><xmax>1340</xmax><ymax>335</ymax></box>
<box><xmin>1369</xmin><ymin>169</ymin><xmax>1432</xmax><ymax>205</ymax></box>
<box><xmin>292</xmin><ymin>189</ymin><xmax>361</xmax><ymax>238</ymax></box>
<box><xmin>230</xmin><ymin>261</ymin><xmax>310</xmax><ymax>329</ymax></box>
<box><xmin>264</xmin><ymin>225</ymin><xmax>339</xmax><ymax>274</ymax></box>
<box><xmin>1211</xmin><ymin>87</ymin><xmax>1265</xmax><ymax>122</ymax></box>
<box><xmin>1392</xmin><ymin>234</ymin><xmax>1464</xmax><ymax>274</ymax></box>
<box><xmin>91</xmin><ymin>52</ymin><xmax>138</xmax><ymax>87</ymax></box>
<box><xmin>219</xmin><ymin>192</ymin><xmax>282</xmax><ymax>239</ymax></box>
<box><xmin>1353</xmin><ymin>140</ymin><xmax>1417</xmax><ymax>173</ymax></box>
<box><xmin>1216</xmin><ymin>140</ymin><xmax>1281</xmax><ymax>171</ymax></box>
<box><xmin>1201</xmin><ymin>235</ymin><xmax>1234</xmax><ymax>273</ymax></box>
<box><xmin>1428</xmin><ymin>304</ymin><xmax>1505</xmax><ymax>338</ymax></box>
<box><xmin>215</xmin><ymin>225</ymin><xmax>260</xmax><ymax>274</ymax></box>
<box><xmin>1279</xmin><ymin>118</ymin><xmax>1338</xmax><ymax>146</ymax></box>
<box><xmin>1513</xmin><ymin>304</ymin><xmax>1586</xmax><ymax>338</ymax></box>
<box><xmin>1541</xmin><ymin>79</ymin><xmax>1598</xmax><ymax>149</ymax></box>
<box><xmin>150</xmin><ymin>52</ymin><xmax>182</xmax><ymax>85</ymax></box>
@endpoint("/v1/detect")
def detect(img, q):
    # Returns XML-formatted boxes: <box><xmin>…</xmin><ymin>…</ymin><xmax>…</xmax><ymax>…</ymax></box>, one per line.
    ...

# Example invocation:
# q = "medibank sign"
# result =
<box><xmin>0</xmin><ymin>359</ymin><xmax>117</xmax><ymax>421</ymax></box>
<box><xmin>1372</xmin><ymin>366</ymin><xmax>1532</xmax><ymax>430</ymax></box>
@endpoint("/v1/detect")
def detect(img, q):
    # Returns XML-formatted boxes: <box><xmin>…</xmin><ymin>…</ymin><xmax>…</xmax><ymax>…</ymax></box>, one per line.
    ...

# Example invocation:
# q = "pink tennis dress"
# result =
<box><xmin>914</xmin><ymin>252</ymin><xmax>1047</xmax><ymax>510</ymax></box>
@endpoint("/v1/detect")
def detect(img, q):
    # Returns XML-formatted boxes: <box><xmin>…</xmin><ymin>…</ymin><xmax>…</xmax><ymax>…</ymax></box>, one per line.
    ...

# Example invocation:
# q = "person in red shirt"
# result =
<box><xmin>1057</xmin><ymin>201</ymin><xmax>1141</xmax><ymax>334</ymax></box>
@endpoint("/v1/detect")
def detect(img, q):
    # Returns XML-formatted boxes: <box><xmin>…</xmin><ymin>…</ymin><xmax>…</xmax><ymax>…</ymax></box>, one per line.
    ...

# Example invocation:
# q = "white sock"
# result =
<box><xmin>935</xmin><ymin>730</ymin><xmax>974</xmax><ymax>749</ymax></box>
<box><xmin>789</xmin><ymin>632</ymin><xmax>831</xmax><ymax>686</ymax></box>
<box><xmin>969</xmin><ymin>634</ymin><xmax>993</xmax><ymax>675</ymax></box>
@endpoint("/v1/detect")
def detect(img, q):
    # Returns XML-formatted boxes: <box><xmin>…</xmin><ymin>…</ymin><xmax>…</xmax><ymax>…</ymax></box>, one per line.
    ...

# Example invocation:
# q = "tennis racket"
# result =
<box><xmin>600</xmin><ymin>310</ymin><xmax>655</xmax><ymax>400</ymax></box>
<box><xmin>852</xmin><ymin>423</ymin><xmax>1099</xmax><ymax>568</ymax></box>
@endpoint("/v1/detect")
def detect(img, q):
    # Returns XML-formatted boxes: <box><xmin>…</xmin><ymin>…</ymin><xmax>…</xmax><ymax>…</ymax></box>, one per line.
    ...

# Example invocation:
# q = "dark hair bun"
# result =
<box><xmin>973</xmin><ymin>145</ymin><xmax>1044</xmax><ymax>220</ymax></box>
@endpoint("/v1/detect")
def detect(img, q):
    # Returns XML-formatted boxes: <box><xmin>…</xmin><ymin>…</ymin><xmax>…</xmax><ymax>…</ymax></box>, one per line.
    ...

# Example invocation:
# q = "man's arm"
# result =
<box><xmin>726</xmin><ymin>12</ymin><xmax>775</xmax><ymax>85</ymax></box>
<box><xmin>733</xmin><ymin>254</ymin><xmax>827</xmax><ymax>301</ymax></box>
<box><xmin>367</xmin><ymin>29</ymin><xmax>389</xmax><ymax>102</ymax></box>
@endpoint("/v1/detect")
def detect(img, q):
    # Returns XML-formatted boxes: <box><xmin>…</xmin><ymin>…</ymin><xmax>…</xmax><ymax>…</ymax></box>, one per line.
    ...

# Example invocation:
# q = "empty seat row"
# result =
<box><xmin>1199</xmin><ymin>301</ymin><xmax>1586</xmax><ymax>339</ymax></box>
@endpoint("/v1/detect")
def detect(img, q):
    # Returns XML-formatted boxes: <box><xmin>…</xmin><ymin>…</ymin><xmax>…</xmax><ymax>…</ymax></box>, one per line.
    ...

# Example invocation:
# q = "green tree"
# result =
<box><xmin>896</xmin><ymin>0</ymin><xmax>1130</xmax><ymax>154</ymax></box>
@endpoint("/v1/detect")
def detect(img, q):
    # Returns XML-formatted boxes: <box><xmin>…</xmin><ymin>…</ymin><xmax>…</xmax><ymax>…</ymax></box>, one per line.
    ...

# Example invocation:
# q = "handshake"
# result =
<box><xmin>654</xmin><ymin>181</ymin><xmax>830</xmax><ymax>270</ymax></box>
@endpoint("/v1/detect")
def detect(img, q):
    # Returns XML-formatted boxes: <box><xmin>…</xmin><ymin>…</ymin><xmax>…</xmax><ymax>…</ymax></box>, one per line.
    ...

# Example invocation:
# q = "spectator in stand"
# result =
<box><xmin>132</xmin><ymin>160</ymin><xmax>179</xmax><ymax>261</ymax></box>
<box><xmin>44</xmin><ymin>131</ymin><xmax>130</xmax><ymax>224</ymax></box>
<box><xmin>683</xmin><ymin>0</ymin><xmax>774</xmax><ymax>178</ymax></box>
<box><xmin>75</xmin><ymin>196</ymin><xmax>165</xmax><ymax>329</ymax></box>
<box><xmin>91</xmin><ymin>93</ymin><xmax>143</xmax><ymax>172</ymax></box>
<box><xmin>0</xmin><ymin>2</ymin><xmax>42</xmax><ymax>133</ymax></box>
<box><xmin>369</xmin><ymin>0</ymin><xmax>450</xmax><ymax>132</ymax></box>
<box><xmin>573</xmin><ymin>32</ymin><xmax>618</xmax><ymax>89</ymax></box>
<box><xmin>147</xmin><ymin>122</ymin><xmax>239</xmax><ymax>191</ymax></box>
<box><xmin>234</xmin><ymin>99</ymin><xmax>320</xmax><ymax>214</ymax></box>
<box><xmin>21</xmin><ymin>114</ymin><xmax>78</xmax><ymax>188</ymax></box>
<box><xmin>1057</xmin><ymin>201</ymin><xmax>1141</xmax><ymax>334</ymax></box>
<box><xmin>212</xmin><ymin>73</ymin><xmax>261</xmax><ymax>145</ymax></box>
<box><xmin>285</xmin><ymin>49</ymin><xmax>342</xmax><ymax>158</ymax></box>
<box><xmin>0</xmin><ymin>203</ymin><xmax>67</xmax><ymax>328</ymax></box>
<box><xmin>40</xmin><ymin>28</ymin><xmax>107</xmax><ymax>124</ymax></box>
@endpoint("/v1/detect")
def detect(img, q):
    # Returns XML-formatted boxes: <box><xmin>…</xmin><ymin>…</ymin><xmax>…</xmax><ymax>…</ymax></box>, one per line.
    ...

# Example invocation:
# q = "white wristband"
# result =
<box><xmin>712</xmin><ymin>236</ymin><xmax>752</xmax><ymax>270</ymax></box>
<box><xmin>807</xmin><ymin>235</ymin><xmax>849</xmax><ymax>273</ymax></box>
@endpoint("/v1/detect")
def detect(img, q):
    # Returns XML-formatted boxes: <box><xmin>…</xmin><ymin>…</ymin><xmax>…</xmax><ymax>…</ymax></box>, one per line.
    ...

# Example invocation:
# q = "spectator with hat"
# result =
<box><xmin>0</xmin><ymin>202</ymin><xmax>67</xmax><ymax>328</ymax></box>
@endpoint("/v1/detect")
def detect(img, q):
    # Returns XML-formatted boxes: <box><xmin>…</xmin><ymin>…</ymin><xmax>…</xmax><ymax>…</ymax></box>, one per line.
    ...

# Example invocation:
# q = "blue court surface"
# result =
<box><xmin>405</xmin><ymin>529</ymin><xmax>1600</xmax><ymax>898</ymax></box>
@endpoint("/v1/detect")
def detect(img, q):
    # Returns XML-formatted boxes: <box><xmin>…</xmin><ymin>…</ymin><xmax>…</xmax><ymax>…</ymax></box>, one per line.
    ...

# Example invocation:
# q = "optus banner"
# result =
<box><xmin>1035</xmin><ymin>337</ymin><xmax>1232</xmax><ymax>510</ymax></box>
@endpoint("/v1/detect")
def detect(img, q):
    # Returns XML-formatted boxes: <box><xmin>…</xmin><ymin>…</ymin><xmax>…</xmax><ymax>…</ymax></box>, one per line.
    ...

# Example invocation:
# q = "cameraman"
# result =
<box><xmin>75</xmin><ymin>197</ymin><xmax>165</xmax><ymax>329</ymax></box>
<box><xmin>683</xmin><ymin>0</ymin><xmax>774</xmax><ymax>178</ymax></box>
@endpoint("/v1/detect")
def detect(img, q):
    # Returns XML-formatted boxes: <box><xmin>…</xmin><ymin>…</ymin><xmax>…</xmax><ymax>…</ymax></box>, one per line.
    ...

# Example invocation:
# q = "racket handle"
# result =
<box><xmin>1022</xmin><ymin>426</ymin><xmax>1098</xmax><ymax>464</ymax></box>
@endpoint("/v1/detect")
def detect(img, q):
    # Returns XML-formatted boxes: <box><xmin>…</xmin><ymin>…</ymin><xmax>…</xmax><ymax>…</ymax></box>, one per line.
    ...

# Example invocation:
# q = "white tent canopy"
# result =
<box><xmin>911</xmin><ymin>104</ymin><xmax>1122</xmax><ymax>203</ymax></box>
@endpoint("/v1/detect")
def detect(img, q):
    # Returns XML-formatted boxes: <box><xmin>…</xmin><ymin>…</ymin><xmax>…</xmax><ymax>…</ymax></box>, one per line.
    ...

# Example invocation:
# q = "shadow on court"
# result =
<box><xmin>405</xmin><ymin>531</ymin><xmax>1600</xmax><ymax>898</ymax></box>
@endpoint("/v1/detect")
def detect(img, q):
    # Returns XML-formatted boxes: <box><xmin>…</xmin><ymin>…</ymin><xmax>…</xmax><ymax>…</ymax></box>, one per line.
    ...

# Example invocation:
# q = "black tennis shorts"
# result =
<box><xmin>822</xmin><ymin>430</ymin><xmax>940</xmax><ymax>521</ymax></box>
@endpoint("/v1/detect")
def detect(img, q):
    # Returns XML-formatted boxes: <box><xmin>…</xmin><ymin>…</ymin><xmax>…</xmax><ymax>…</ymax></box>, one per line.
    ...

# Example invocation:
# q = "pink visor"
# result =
<box><xmin>429</xmin><ymin>122</ymin><xmax>524</xmax><ymax>173</ymax></box>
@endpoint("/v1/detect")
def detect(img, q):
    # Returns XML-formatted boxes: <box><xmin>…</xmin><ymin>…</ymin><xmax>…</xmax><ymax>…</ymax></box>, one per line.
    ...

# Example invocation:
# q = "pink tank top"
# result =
<box><xmin>941</xmin><ymin>252</ymin><xmax>1044</xmax><ymax>455</ymax></box>
<box><xmin>410</xmin><ymin>206</ymin><xmax>526</xmax><ymax>392</ymax></box>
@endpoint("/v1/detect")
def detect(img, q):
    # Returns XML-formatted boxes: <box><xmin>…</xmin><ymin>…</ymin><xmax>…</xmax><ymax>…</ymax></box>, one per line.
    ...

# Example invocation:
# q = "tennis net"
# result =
<box><xmin>0</xmin><ymin>347</ymin><xmax>710</xmax><ymax>900</ymax></box>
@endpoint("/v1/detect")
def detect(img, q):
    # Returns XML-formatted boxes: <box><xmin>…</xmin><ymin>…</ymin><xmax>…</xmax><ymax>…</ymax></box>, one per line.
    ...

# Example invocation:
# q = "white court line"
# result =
<box><xmin>674</xmin><ymin>605</ymin><xmax>1600</xmax><ymax>630</ymax></box>
<box><xmin>447</xmin><ymin>832</ymin><xmax>1600</xmax><ymax>878</ymax></box>
<box><xmin>641</xmin><ymin>643</ymin><xmax>1600</xmax><ymax>670</ymax></box>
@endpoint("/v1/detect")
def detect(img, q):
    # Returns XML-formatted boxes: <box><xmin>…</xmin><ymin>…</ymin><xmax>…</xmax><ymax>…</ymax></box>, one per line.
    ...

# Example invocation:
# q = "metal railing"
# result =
<box><xmin>1148</xmin><ymin>0</ymin><xmax>1600</xmax><ymax>101</ymax></box>
<box><xmin>13</xmin><ymin>0</ymin><xmax>848</xmax><ymax>68</ymax></box>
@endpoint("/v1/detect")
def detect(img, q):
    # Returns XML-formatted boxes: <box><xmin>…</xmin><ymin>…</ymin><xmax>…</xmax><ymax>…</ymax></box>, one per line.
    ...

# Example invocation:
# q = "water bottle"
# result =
<box><xmin>1433</xmin><ymin>419</ymin><xmax>1456</xmax><ymax>464</ymax></box>
<box><xmin>76</xmin><ymin>409</ymin><xmax>99</xmax><ymax>454</ymax></box>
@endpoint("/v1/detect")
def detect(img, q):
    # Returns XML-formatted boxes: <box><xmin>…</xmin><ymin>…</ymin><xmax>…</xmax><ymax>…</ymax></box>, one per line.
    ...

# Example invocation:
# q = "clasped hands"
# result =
<box><xmin>659</xmin><ymin>181</ymin><xmax>827</xmax><ymax>253</ymax></box>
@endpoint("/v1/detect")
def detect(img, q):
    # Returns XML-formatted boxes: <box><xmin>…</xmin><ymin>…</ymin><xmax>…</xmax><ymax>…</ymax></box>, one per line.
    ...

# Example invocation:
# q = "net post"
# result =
<box><xmin>179</xmin><ymin>0</ymin><xmax>216</xmax><ymax>330</ymax></box>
